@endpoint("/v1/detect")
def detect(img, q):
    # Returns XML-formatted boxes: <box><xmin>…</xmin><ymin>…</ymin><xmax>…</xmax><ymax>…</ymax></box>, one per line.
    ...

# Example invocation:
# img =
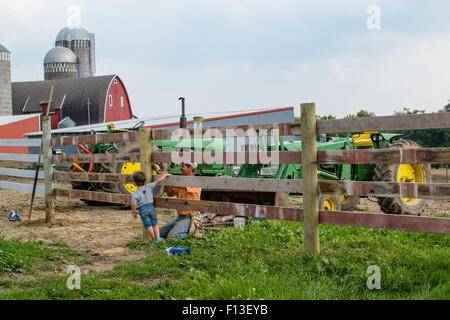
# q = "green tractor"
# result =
<box><xmin>70</xmin><ymin>126</ymin><xmax>431</xmax><ymax>215</ymax></box>
<box><xmin>235</xmin><ymin>132</ymin><xmax>431</xmax><ymax>215</ymax></box>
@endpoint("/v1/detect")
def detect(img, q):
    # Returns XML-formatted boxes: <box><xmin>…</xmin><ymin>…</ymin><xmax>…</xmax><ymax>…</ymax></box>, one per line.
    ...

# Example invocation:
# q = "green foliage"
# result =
<box><xmin>344</xmin><ymin>109</ymin><xmax>376</xmax><ymax>119</ymax></box>
<box><xmin>0</xmin><ymin>238</ymin><xmax>84</xmax><ymax>275</ymax></box>
<box><xmin>393</xmin><ymin>107</ymin><xmax>450</xmax><ymax>148</ymax></box>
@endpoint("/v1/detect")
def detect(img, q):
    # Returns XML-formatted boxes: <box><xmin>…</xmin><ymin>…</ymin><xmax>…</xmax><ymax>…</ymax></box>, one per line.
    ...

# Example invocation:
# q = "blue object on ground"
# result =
<box><xmin>166</xmin><ymin>247</ymin><xmax>191</xmax><ymax>256</ymax></box>
<box><xmin>7</xmin><ymin>210</ymin><xmax>22</xmax><ymax>222</ymax></box>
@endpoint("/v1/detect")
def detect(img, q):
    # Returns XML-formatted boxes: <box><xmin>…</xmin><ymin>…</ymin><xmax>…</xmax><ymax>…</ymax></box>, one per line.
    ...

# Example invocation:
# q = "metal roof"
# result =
<box><xmin>0</xmin><ymin>44</ymin><xmax>10</xmax><ymax>53</ymax></box>
<box><xmin>44</xmin><ymin>46</ymin><xmax>78</xmax><ymax>64</ymax></box>
<box><xmin>0</xmin><ymin>114</ymin><xmax>40</xmax><ymax>127</ymax></box>
<box><xmin>12</xmin><ymin>75</ymin><xmax>117</xmax><ymax>126</ymax></box>
<box><xmin>25</xmin><ymin>107</ymin><xmax>295</xmax><ymax>136</ymax></box>
<box><xmin>56</xmin><ymin>27</ymin><xmax>91</xmax><ymax>42</ymax></box>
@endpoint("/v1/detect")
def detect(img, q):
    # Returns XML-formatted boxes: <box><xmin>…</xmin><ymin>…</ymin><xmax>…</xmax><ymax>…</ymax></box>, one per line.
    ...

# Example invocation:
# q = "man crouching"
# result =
<box><xmin>159</xmin><ymin>162</ymin><xmax>202</xmax><ymax>239</ymax></box>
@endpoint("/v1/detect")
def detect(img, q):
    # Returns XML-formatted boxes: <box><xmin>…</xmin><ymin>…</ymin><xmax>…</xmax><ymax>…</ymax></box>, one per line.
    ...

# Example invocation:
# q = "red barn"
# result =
<box><xmin>0</xmin><ymin>114</ymin><xmax>41</xmax><ymax>154</ymax></box>
<box><xmin>11</xmin><ymin>74</ymin><xmax>132</xmax><ymax>128</ymax></box>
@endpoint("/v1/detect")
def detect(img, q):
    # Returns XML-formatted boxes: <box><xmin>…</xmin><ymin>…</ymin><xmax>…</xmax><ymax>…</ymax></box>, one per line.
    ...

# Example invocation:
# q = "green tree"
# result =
<box><xmin>344</xmin><ymin>109</ymin><xmax>375</xmax><ymax>119</ymax></box>
<box><xmin>394</xmin><ymin>107</ymin><xmax>450</xmax><ymax>148</ymax></box>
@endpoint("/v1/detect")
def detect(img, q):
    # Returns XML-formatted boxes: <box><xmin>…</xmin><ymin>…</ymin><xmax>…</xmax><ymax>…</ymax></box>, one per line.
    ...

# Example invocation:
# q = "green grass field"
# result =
<box><xmin>0</xmin><ymin>219</ymin><xmax>449</xmax><ymax>300</ymax></box>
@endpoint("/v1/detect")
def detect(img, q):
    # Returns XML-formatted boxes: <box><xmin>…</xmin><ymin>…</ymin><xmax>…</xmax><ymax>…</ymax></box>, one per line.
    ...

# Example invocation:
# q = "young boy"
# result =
<box><xmin>131</xmin><ymin>171</ymin><xmax>170</xmax><ymax>243</ymax></box>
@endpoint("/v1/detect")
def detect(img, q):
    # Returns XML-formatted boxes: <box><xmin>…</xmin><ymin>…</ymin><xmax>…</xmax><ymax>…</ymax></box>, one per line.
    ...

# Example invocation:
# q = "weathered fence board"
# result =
<box><xmin>53</xmin><ymin>152</ymin><xmax>140</xmax><ymax>164</ymax></box>
<box><xmin>54</xmin><ymin>171</ymin><xmax>133</xmax><ymax>184</ymax></box>
<box><xmin>152</xmin><ymin>123</ymin><xmax>301</xmax><ymax>140</ymax></box>
<box><xmin>151</xmin><ymin>148</ymin><xmax>449</xmax><ymax>165</ymax></box>
<box><xmin>0</xmin><ymin>168</ymin><xmax>44</xmax><ymax>180</ymax></box>
<box><xmin>0</xmin><ymin>139</ymin><xmax>42</xmax><ymax>147</ymax></box>
<box><xmin>319</xmin><ymin>180</ymin><xmax>450</xmax><ymax>200</ymax></box>
<box><xmin>318</xmin><ymin>148</ymin><xmax>450</xmax><ymax>165</ymax></box>
<box><xmin>54</xmin><ymin>188</ymin><xmax>131</xmax><ymax>205</ymax></box>
<box><xmin>0</xmin><ymin>181</ymin><xmax>45</xmax><ymax>194</ymax></box>
<box><xmin>0</xmin><ymin>153</ymin><xmax>39</xmax><ymax>162</ymax></box>
<box><xmin>52</xmin><ymin>131</ymin><xmax>139</xmax><ymax>146</ymax></box>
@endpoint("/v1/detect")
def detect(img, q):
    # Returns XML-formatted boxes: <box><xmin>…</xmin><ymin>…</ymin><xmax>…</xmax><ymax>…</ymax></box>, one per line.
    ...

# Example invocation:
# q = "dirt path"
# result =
<box><xmin>0</xmin><ymin>189</ymin><xmax>176</xmax><ymax>276</ymax></box>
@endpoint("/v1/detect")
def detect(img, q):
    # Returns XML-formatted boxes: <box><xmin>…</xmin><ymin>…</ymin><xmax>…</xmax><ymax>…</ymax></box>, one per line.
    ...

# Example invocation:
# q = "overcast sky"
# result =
<box><xmin>2</xmin><ymin>0</ymin><xmax>450</xmax><ymax>119</ymax></box>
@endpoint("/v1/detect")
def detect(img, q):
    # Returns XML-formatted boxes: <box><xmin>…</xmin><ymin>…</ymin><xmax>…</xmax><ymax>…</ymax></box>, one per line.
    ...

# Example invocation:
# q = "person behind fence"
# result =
<box><xmin>131</xmin><ymin>171</ymin><xmax>171</xmax><ymax>243</ymax></box>
<box><xmin>159</xmin><ymin>162</ymin><xmax>202</xmax><ymax>240</ymax></box>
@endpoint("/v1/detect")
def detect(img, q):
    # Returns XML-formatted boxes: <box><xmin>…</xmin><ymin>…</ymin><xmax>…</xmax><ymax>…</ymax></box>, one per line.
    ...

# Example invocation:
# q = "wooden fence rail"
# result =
<box><xmin>0</xmin><ymin>138</ymin><xmax>44</xmax><ymax>196</ymax></box>
<box><xmin>51</xmin><ymin>148</ymin><xmax>450</xmax><ymax>165</ymax></box>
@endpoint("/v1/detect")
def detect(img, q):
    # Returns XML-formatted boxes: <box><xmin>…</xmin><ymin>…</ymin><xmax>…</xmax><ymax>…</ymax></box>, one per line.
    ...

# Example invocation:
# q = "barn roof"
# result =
<box><xmin>12</xmin><ymin>75</ymin><xmax>116</xmax><ymax>126</ymax></box>
<box><xmin>0</xmin><ymin>44</ymin><xmax>10</xmax><ymax>53</ymax></box>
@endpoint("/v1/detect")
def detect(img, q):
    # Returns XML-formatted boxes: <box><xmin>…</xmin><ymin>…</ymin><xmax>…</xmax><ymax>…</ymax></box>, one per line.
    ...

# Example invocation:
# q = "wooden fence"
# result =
<box><xmin>0</xmin><ymin>132</ymin><xmax>43</xmax><ymax>194</ymax></box>
<box><xmin>1</xmin><ymin>108</ymin><xmax>449</xmax><ymax>254</ymax></box>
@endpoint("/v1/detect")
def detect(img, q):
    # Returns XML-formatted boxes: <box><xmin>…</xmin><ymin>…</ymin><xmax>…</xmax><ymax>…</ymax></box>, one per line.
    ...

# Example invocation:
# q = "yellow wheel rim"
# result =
<box><xmin>322</xmin><ymin>197</ymin><xmax>337</xmax><ymax>211</ymax></box>
<box><xmin>121</xmin><ymin>162</ymin><xmax>141</xmax><ymax>194</ymax></box>
<box><xmin>397</xmin><ymin>164</ymin><xmax>426</xmax><ymax>206</ymax></box>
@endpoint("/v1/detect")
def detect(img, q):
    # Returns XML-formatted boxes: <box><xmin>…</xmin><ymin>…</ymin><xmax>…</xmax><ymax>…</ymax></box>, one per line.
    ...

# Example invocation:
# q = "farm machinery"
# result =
<box><xmin>69</xmin><ymin>125</ymin><xmax>431</xmax><ymax>215</ymax></box>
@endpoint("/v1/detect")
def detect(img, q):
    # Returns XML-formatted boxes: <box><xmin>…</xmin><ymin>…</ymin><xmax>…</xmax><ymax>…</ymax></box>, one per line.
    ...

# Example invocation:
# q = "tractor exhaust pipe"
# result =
<box><xmin>179</xmin><ymin>97</ymin><xmax>187</xmax><ymax>129</ymax></box>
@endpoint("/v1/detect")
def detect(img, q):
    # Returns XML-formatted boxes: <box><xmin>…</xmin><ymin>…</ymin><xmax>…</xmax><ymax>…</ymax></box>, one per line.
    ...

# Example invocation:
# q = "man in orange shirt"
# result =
<box><xmin>159</xmin><ymin>162</ymin><xmax>202</xmax><ymax>239</ymax></box>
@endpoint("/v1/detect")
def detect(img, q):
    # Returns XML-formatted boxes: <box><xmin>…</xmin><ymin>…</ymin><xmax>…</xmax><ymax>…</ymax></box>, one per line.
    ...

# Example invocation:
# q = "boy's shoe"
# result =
<box><xmin>7</xmin><ymin>210</ymin><xmax>16</xmax><ymax>221</ymax></box>
<box><xmin>152</xmin><ymin>238</ymin><xmax>164</xmax><ymax>243</ymax></box>
<box><xmin>14</xmin><ymin>211</ymin><xmax>22</xmax><ymax>222</ymax></box>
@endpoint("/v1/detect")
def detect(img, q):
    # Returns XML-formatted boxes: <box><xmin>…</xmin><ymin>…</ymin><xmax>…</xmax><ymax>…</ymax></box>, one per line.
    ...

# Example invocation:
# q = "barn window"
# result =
<box><xmin>114</xmin><ymin>79</ymin><xmax>118</xmax><ymax>84</ymax></box>
<box><xmin>120</xmin><ymin>97</ymin><xmax>124</xmax><ymax>107</ymax></box>
<box><xmin>109</xmin><ymin>95</ymin><xmax>113</xmax><ymax>106</ymax></box>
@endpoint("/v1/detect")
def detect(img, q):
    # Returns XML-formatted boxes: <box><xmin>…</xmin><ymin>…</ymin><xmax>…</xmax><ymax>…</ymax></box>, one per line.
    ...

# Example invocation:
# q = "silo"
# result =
<box><xmin>44</xmin><ymin>47</ymin><xmax>78</xmax><ymax>80</ymax></box>
<box><xmin>55</xmin><ymin>27</ymin><xmax>94</xmax><ymax>77</ymax></box>
<box><xmin>0</xmin><ymin>44</ymin><xmax>12</xmax><ymax>116</ymax></box>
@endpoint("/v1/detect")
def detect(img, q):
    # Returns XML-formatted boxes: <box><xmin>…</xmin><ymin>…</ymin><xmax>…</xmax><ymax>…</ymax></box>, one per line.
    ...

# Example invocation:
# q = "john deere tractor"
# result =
<box><xmin>69</xmin><ymin>125</ymin><xmax>431</xmax><ymax>215</ymax></box>
<box><xmin>235</xmin><ymin>132</ymin><xmax>431</xmax><ymax>215</ymax></box>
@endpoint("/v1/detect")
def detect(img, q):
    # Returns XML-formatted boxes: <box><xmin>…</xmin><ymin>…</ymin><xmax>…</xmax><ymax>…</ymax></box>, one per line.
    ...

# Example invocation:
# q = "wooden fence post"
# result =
<box><xmin>140</xmin><ymin>127</ymin><xmax>152</xmax><ymax>240</ymax></box>
<box><xmin>301</xmin><ymin>103</ymin><xmax>320</xmax><ymax>254</ymax></box>
<box><xmin>42</xmin><ymin>115</ymin><xmax>55</xmax><ymax>223</ymax></box>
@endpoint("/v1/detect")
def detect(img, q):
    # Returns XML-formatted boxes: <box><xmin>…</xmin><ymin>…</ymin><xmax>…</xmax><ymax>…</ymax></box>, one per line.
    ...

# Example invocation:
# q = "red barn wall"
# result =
<box><xmin>0</xmin><ymin>116</ymin><xmax>40</xmax><ymax>154</ymax></box>
<box><xmin>104</xmin><ymin>76</ymin><xmax>133</xmax><ymax>123</ymax></box>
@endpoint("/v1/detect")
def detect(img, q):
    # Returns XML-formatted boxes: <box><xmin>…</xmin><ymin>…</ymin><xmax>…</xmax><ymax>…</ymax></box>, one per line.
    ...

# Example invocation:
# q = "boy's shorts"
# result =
<box><xmin>138</xmin><ymin>204</ymin><xmax>158</xmax><ymax>229</ymax></box>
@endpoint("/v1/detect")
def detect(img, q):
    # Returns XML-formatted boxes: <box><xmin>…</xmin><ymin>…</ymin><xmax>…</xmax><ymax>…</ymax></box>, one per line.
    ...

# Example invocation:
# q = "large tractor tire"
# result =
<box><xmin>339</xmin><ymin>195</ymin><xmax>360</xmax><ymax>211</ymax></box>
<box><xmin>373</xmin><ymin>139</ymin><xmax>431</xmax><ymax>215</ymax></box>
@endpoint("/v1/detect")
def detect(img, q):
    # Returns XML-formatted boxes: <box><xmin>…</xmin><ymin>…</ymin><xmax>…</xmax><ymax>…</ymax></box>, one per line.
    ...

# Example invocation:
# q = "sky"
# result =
<box><xmin>2</xmin><ymin>0</ymin><xmax>450</xmax><ymax>119</ymax></box>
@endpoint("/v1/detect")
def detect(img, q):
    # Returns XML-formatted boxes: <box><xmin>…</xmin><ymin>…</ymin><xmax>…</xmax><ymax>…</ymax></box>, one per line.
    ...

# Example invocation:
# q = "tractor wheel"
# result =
<box><xmin>339</xmin><ymin>195</ymin><xmax>360</xmax><ymax>211</ymax></box>
<box><xmin>102</xmin><ymin>142</ymin><xmax>164</xmax><ymax>197</ymax></box>
<box><xmin>373</xmin><ymin>139</ymin><xmax>431</xmax><ymax>215</ymax></box>
<box><xmin>319</xmin><ymin>195</ymin><xmax>341</xmax><ymax>211</ymax></box>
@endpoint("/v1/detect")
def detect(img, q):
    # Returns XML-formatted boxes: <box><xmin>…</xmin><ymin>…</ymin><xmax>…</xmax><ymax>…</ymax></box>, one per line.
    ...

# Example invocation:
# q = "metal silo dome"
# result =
<box><xmin>44</xmin><ymin>47</ymin><xmax>78</xmax><ymax>64</ymax></box>
<box><xmin>56</xmin><ymin>27</ymin><xmax>91</xmax><ymax>42</ymax></box>
<box><xmin>0</xmin><ymin>44</ymin><xmax>10</xmax><ymax>53</ymax></box>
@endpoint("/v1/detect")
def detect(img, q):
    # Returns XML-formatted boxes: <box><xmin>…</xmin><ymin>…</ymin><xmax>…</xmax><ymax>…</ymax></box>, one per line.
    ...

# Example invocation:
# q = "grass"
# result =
<box><xmin>0</xmin><ymin>238</ymin><xmax>86</xmax><ymax>276</ymax></box>
<box><xmin>0</xmin><ymin>220</ymin><xmax>449</xmax><ymax>300</ymax></box>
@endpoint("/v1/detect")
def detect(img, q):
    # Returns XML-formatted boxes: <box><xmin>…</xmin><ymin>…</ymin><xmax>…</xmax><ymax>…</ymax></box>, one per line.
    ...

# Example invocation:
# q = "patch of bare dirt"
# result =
<box><xmin>0</xmin><ymin>187</ymin><xmax>177</xmax><ymax>279</ymax></box>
